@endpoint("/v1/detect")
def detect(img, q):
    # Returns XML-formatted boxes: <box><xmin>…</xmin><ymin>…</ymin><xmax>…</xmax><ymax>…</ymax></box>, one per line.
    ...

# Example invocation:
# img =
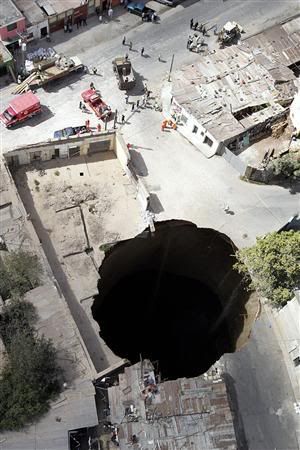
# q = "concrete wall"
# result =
<box><xmin>4</xmin><ymin>131</ymin><xmax>115</xmax><ymax>166</ymax></box>
<box><xmin>4</xmin><ymin>131</ymin><xmax>150</xmax><ymax>211</ymax></box>
<box><xmin>170</xmin><ymin>99</ymin><xmax>220</xmax><ymax>158</ymax></box>
<box><xmin>220</xmin><ymin>145</ymin><xmax>247</xmax><ymax>176</ymax></box>
<box><xmin>27</xmin><ymin>19</ymin><xmax>49</xmax><ymax>40</ymax></box>
<box><xmin>114</xmin><ymin>133</ymin><xmax>150</xmax><ymax>211</ymax></box>
<box><xmin>0</xmin><ymin>17</ymin><xmax>26</xmax><ymax>41</ymax></box>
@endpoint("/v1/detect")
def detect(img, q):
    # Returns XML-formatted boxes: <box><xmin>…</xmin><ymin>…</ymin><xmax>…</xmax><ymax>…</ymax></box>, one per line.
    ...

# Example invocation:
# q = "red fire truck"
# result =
<box><xmin>0</xmin><ymin>92</ymin><xmax>41</xmax><ymax>128</ymax></box>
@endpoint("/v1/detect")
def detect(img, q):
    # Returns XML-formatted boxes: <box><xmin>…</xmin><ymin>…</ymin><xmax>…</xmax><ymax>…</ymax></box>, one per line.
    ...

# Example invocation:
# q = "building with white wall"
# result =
<box><xmin>170</xmin><ymin>45</ymin><xmax>297</xmax><ymax>158</ymax></box>
<box><xmin>14</xmin><ymin>0</ymin><xmax>49</xmax><ymax>40</ymax></box>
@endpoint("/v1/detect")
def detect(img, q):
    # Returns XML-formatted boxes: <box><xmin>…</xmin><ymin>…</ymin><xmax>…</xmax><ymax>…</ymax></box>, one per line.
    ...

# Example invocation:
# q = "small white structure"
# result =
<box><xmin>290</xmin><ymin>91</ymin><xmax>300</xmax><ymax>134</ymax></box>
<box><xmin>14</xmin><ymin>0</ymin><xmax>49</xmax><ymax>40</ymax></box>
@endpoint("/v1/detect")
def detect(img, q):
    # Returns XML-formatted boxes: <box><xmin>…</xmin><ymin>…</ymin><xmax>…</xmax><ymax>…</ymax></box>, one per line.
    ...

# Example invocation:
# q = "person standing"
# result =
<box><xmin>158</xmin><ymin>54</ymin><xmax>161</xmax><ymax>62</ymax></box>
<box><xmin>190</xmin><ymin>18</ymin><xmax>194</xmax><ymax>29</ymax></box>
<box><xmin>125</xmin><ymin>94</ymin><xmax>129</xmax><ymax>104</ymax></box>
<box><xmin>92</xmin><ymin>67</ymin><xmax>97</xmax><ymax>75</ymax></box>
<box><xmin>122</xmin><ymin>36</ymin><xmax>126</xmax><ymax>45</ymax></box>
<box><xmin>129</xmin><ymin>41</ymin><xmax>133</xmax><ymax>51</ymax></box>
<box><xmin>83</xmin><ymin>17</ymin><xmax>87</xmax><ymax>26</ymax></box>
<box><xmin>194</xmin><ymin>21</ymin><xmax>198</xmax><ymax>31</ymax></box>
<box><xmin>121</xmin><ymin>114</ymin><xmax>125</xmax><ymax>123</ymax></box>
<box><xmin>141</xmin><ymin>47</ymin><xmax>144</xmax><ymax>56</ymax></box>
<box><xmin>136</xmin><ymin>99</ymin><xmax>140</xmax><ymax>108</ymax></box>
<box><xmin>131</xmin><ymin>102</ymin><xmax>135</xmax><ymax>111</ymax></box>
<box><xmin>97</xmin><ymin>123</ymin><xmax>101</xmax><ymax>132</ymax></box>
<box><xmin>79</xmin><ymin>101</ymin><xmax>82</xmax><ymax>109</ymax></box>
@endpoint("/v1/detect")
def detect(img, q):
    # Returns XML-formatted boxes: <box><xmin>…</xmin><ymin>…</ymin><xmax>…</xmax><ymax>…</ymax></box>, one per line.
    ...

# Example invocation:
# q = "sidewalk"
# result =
<box><xmin>264</xmin><ymin>300</ymin><xmax>300</xmax><ymax>446</ymax></box>
<box><xmin>25</xmin><ymin>2</ymin><xmax>170</xmax><ymax>60</ymax></box>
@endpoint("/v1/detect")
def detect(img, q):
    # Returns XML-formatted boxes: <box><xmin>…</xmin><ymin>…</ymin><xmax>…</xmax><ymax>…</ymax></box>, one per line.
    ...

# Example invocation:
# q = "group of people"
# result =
<box><xmin>123</xmin><ymin>37</ymin><xmax>145</xmax><ymax>57</ymax></box>
<box><xmin>190</xmin><ymin>18</ymin><xmax>206</xmax><ymax>35</ymax></box>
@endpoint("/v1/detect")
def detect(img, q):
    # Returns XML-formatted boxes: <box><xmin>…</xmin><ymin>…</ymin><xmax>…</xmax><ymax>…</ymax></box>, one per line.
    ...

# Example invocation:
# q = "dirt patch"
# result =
<box><xmin>13</xmin><ymin>153</ymin><xmax>143</xmax><ymax>367</ymax></box>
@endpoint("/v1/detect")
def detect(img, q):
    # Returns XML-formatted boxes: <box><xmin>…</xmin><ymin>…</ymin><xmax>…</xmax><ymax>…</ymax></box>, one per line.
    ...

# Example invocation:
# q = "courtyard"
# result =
<box><xmin>13</xmin><ymin>151</ymin><xmax>143</xmax><ymax>370</ymax></box>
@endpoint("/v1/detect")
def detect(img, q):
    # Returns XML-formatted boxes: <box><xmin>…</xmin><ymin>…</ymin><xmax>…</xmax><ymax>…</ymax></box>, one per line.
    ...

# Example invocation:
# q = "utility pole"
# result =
<box><xmin>113</xmin><ymin>109</ymin><xmax>117</xmax><ymax>129</ymax></box>
<box><xmin>168</xmin><ymin>54</ymin><xmax>174</xmax><ymax>82</ymax></box>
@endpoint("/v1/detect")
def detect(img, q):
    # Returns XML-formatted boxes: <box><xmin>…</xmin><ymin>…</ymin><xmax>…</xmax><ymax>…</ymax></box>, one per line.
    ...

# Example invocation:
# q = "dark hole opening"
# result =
<box><xmin>92</xmin><ymin>220</ymin><xmax>258</xmax><ymax>380</ymax></box>
<box><xmin>98</xmin><ymin>270</ymin><xmax>231</xmax><ymax>379</ymax></box>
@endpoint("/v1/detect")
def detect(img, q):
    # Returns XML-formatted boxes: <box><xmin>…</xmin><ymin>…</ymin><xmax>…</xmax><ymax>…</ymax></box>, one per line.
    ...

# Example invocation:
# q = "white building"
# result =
<box><xmin>14</xmin><ymin>0</ymin><xmax>49</xmax><ymax>40</ymax></box>
<box><xmin>169</xmin><ymin>45</ymin><xmax>296</xmax><ymax>158</ymax></box>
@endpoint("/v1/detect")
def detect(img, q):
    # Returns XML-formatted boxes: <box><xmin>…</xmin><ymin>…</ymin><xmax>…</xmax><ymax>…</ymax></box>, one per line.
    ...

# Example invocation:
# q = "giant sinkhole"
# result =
<box><xmin>92</xmin><ymin>220</ymin><xmax>258</xmax><ymax>380</ymax></box>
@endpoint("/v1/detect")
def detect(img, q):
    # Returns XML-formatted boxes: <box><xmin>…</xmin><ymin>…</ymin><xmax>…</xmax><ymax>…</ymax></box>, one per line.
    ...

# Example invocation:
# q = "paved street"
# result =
<box><xmin>223</xmin><ymin>309</ymin><xmax>299</xmax><ymax>450</ymax></box>
<box><xmin>1</xmin><ymin>1</ymin><xmax>300</xmax><ymax>448</ymax></box>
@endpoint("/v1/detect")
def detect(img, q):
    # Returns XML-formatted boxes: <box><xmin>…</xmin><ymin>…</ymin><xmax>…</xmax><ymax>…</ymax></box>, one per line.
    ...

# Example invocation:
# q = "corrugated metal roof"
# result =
<box><xmin>245</xmin><ymin>17</ymin><xmax>300</xmax><ymax>67</ymax></box>
<box><xmin>172</xmin><ymin>42</ymin><xmax>296</xmax><ymax>142</ymax></box>
<box><xmin>107</xmin><ymin>360</ymin><xmax>237</xmax><ymax>449</ymax></box>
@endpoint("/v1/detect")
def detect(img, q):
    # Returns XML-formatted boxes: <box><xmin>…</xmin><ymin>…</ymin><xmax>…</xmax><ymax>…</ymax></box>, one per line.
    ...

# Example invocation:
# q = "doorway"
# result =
<box><xmin>40</xmin><ymin>27</ymin><xmax>48</xmax><ymax>37</ymax></box>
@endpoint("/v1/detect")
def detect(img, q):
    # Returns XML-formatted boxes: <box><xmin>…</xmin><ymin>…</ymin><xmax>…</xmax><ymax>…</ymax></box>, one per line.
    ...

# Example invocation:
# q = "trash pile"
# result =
<box><xmin>26</xmin><ymin>47</ymin><xmax>56</xmax><ymax>62</ymax></box>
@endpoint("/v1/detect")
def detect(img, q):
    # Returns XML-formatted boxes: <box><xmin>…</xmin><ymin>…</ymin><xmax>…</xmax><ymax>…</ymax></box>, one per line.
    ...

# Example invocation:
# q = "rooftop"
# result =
<box><xmin>0</xmin><ymin>41</ymin><xmax>13</xmax><ymax>65</ymax></box>
<box><xmin>172</xmin><ymin>45</ymin><xmax>296</xmax><ymax>142</ymax></box>
<box><xmin>2</xmin><ymin>283</ymin><xmax>98</xmax><ymax>450</ymax></box>
<box><xmin>36</xmin><ymin>0</ymin><xmax>83</xmax><ymax>16</ymax></box>
<box><xmin>0</xmin><ymin>0</ymin><xmax>24</xmax><ymax>28</ymax></box>
<box><xmin>13</xmin><ymin>0</ymin><xmax>46</xmax><ymax>26</ymax></box>
<box><xmin>244</xmin><ymin>16</ymin><xmax>300</xmax><ymax>68</ymax></box>
<box><xmin>107</xmin><ymin>360</ymin><xmax>237</xmax><ymax>449</ymax></box>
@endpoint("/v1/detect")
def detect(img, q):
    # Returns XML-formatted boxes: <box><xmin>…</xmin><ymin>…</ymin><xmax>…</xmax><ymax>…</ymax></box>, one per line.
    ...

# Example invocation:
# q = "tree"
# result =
<box><xmin>0</xmin><ymin>250</ymin><xmax>42</xmax><ymax>300</ymax></box>
<box><xmin>0</xmin><ymin>301</ymin><xmax>62</xmax><ymax>431</ymax></box>
<box><xmin>234</xmin><ymin>231</ymin><xmax>300</xmax><ymax>308</ymax></box>
<box><xmin>269</xmin><ymin>154</ymin><xmax>300</xmax><ymax>178</ymax></box>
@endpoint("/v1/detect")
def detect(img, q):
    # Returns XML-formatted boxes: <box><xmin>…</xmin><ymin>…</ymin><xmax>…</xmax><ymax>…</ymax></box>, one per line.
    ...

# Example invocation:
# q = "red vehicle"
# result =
<box><xmin>81</xmin><ymin>89</ymin><xmax>112</xmax><ymax>120</ymax></box>
<box><xmin>0</xmin><ymin>91</ymin><xmax>41</xmax><ymax>128</ymax></box>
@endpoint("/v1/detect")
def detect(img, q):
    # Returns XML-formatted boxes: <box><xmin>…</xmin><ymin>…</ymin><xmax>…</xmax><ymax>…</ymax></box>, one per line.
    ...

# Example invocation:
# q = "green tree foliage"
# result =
<box><xmin>0</xmin><ymin>250</ymin><xmax>42</xmax><ymax>300</ymax></box>
<box><xmin>0</xmin><ymin>301</ymin><xmax>62</xmax><ymax>431</ymax></box>
<box><xmin>234</xmin><ymin>231</ymin><xmax>300</xmax><ymax>308</ymax></box>
<box><xmin>269</xmin><ymin>154</ymin><xmax>300</xmax><ymax>178</ymax></box>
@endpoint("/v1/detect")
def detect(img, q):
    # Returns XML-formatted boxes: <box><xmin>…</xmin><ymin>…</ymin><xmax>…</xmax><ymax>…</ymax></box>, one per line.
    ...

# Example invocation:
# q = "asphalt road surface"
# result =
<box><xmin>1</xmin><ymin>1</ymin><xmax>300</xmax><ymax>448</ymax></box>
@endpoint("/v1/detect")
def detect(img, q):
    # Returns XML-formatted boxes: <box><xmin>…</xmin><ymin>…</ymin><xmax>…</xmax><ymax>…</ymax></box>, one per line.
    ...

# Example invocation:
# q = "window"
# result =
<box><xmin>7</xmin><ymin>22</ymin><xmax>17</xmax><ymax>32</ymax></box>
<box><xmin>181</xmin><ymin>115</ymin><xmax>188</xmax><ymax>124</ymax></box>
<box><xmin>192</xmin><ymin>125</ymin><xmax>198</xmax><ymax>134</ymax></box>
<box><xmin>204</xmin><ymin>136</ymin><xmax>213</xmax><ymax>147</ymax></box>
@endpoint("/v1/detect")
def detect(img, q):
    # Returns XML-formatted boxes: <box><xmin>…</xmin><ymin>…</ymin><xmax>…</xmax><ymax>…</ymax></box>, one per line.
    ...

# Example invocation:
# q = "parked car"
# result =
<box><xmin>153</xmin><ymin>0</ymin><xmax>180</xmax><ymax>6</ymax></box>
<box><xmin>127</xmin><ymin>2</ymin><xmax>157</xmax><ymax>21</ymax></box>
<box><xmin>53</xmin><ymin>126</ymin><xmax>87</xmax><ymax>139</ymax></box>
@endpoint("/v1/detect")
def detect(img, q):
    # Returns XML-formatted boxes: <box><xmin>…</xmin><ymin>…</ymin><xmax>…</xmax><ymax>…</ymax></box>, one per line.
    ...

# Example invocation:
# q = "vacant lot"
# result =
<box><xmin>14</xmin><ymin>152</ymin><xmax>143</xmax><ymax>367</ymax></box>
